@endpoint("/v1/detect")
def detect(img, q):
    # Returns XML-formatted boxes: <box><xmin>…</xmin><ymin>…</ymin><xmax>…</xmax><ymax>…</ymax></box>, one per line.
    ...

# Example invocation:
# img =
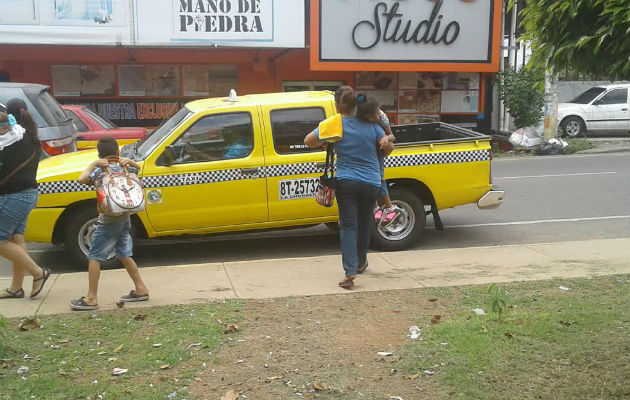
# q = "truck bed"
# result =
<box><xmin>392</xmin><ymin>122</ymin><xmax>490</xmax><ymax>145</ymax></box>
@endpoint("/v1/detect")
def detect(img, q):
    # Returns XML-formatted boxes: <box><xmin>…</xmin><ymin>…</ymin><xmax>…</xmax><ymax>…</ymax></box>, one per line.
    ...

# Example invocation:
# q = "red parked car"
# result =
<box><xmin>62</xmin><ymin>105</ymin><xmax>147</xmax><ymax>150</ymax></box>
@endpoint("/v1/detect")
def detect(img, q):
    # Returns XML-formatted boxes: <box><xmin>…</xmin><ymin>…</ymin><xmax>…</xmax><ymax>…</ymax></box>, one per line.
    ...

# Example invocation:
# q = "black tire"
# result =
<box><xmin>560</xmin><ymin>116</ymin><xmax>586</xmax><ymax>138</ymax></box>
<box><xmin>370</xmin><ymin>187</ymin><xmax>426</xmax><ymax>251</ymax></box>
<box><xmin>64</xmin><ymin>206</ymin><xmax>119</xmax><ymax>268</ymax></box>
<box><xmin>324</xmin><ymin>222</ymin><xmax>339</xmax><ymax>231</ymax></box>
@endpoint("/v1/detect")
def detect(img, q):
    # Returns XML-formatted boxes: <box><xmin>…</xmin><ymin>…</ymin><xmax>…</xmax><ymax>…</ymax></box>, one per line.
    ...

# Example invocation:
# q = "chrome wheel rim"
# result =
<box><xmin>565</xmin><ymin>120</ymin><xmax>581</xmax><ymax>137</ymax></box>
<box><xmin>376</xmin><ymin>200</ymin><xmax>415</xmax><ymax>241</ymax></box>
<box><xmin>78</xmin><ymin>218</ymin><xmax>115</xmax><ymax>260</ymax></box>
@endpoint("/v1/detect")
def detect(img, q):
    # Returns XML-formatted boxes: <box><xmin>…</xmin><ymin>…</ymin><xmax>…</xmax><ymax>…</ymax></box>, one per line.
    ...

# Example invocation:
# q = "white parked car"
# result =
<box><xmin>558</xmin><ymin>83</ymin><xmax>630</xmax><ymax>137</ymax></box>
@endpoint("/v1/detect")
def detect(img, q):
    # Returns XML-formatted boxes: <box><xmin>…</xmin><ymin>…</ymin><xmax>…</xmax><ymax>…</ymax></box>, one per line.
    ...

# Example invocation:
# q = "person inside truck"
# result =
<box><xmin>304</xmin><ymin>87</ymin><xmax>393</xmax><ymax>289</ymax></box>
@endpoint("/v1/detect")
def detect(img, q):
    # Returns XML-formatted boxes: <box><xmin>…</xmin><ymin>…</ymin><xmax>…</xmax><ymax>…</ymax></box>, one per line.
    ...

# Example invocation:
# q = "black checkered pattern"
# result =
<box><xmin>143</xmin><ymin>169</ymin><xmax>247</xmax><ymax>188</ymax></box>
<box><xmin>265</xmin><ymin>163</ymin><xmax>322</xmax><ymax>177</ymax></box>
<box><xmin>385</xmin><ymin>150</ymin><xmax>489</xmax><ymax>168</ymax></box>
<box><xmin>38</xmin><ymin>181</ymin><xmax>92</xmax><ymax>195</ymax></box>
<box><xmin>37</xmin><ymin>150</ymin><xmax>489</xmax><ymax>195</ymax></box>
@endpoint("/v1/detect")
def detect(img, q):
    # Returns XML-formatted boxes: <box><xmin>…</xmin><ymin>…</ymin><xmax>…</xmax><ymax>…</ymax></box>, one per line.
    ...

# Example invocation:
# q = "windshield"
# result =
<box><xmin>84</xmin><ymin>107</ymin><xmax>116</xmax><ymax>129</ymax></box>
<box><xmin>569</xmin><ymin>87</ymin><xmax>606</xmax><ymax>104</ymax></box>
<box><xmin>135</xmin><ymin>106</ymin><xmax>191</xmax><ymax>159</ymax></box>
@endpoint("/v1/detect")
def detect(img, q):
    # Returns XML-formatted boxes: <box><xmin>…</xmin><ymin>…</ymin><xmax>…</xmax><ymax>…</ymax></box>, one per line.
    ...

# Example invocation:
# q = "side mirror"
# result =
<box><xmin>162</xmin><ymin>145</ymin><xmax>175</xmax><ymax>166</ymax></box>
<box><xmin>592</xmin><ymin>99</ymin><xmax>602</xmax><ymax>106</ymax></box>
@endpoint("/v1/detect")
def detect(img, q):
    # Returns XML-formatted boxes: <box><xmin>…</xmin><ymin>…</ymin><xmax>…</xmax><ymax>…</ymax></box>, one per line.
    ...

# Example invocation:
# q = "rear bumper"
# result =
<box><xmin>477</xmin><ymin>190</ymin><xmax>504</xmax><ymax>209</ymax></box>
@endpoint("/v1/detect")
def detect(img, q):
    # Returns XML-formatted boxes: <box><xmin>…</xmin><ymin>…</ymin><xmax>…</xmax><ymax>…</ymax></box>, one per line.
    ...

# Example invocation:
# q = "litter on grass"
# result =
<box><xmin>408</xmin><ymin>326</ymin><xmax>421</xmax><ymax>340</ymax></box>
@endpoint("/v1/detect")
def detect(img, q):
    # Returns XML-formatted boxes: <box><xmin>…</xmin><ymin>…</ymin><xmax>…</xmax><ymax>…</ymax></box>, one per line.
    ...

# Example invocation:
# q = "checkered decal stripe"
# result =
<box><xmin>265</xmin><ymin>163</ymin><xmax>322</xmax><ymax>177</ymax></box>
<box><xmin>37</xmin><ymin>150</ymin><xmax>489</xmax><ymax>194</ymax></box>
<box><xmin>384</xmin><ymin>150</ymin><xmax>490</xmax><ymax>168</ymax></box>
<box><xmin>39</xmin><ymin>181</ymin><xmax>92</xmax><ymax>195</ymax></box>
<box><xmin>142</xmin><ymin>169</ymin><xmax>246</xmax><ymax>188</ymax></box>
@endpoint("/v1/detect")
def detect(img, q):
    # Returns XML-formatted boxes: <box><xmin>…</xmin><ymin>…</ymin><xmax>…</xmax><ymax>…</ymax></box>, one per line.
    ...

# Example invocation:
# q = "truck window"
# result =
<box><xmin>270</xmin><ymin>107</ymin><xmax>326</xmax><ymax>154</ymax></box>
<box><xmin>65</xmin><ymin>110</ymin><xmax>88</xmax><ymax>132</ymax></box>
<box><xmin>168</xmin><ymin>112</ymin><xmax>254</xmax><ymax>164</ymax></box>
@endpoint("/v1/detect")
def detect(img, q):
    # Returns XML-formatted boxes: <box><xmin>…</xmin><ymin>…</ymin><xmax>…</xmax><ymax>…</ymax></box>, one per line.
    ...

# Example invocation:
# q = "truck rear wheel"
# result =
<box><xmin>64</xmin><ymin>206</ymin><xmax>118</xmax><ymax>268</ymax></box>
<box><xmin>370</xmin><ymin>188</ymin><xmax>426</xmax><ymax>251</ymax></box>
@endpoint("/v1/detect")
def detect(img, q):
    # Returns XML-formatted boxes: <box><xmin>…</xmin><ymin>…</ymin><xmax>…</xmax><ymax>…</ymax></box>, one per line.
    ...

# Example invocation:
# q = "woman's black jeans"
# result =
<box><xmin>335</xmin><ymin>179</ymin><xmax>380</xmax><ymax>277</ymax></box>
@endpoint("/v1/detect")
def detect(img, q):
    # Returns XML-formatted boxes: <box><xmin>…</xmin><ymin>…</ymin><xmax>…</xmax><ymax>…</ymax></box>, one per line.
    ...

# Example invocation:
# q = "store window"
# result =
<box><xmin>119</xmin><ymin>65</ymin><xmax>180</xmax><ymax>97</ymax></box>
<box><xmin>356</xmin><ymin>72</ymin><xmax>481</xmax><ymax>125</ymax></box>
<box><xmin>52</xmin><ymin>65</ymin><xmax>115</xmax><ymax>97</ymax></box>
<box><xmin>166</xmin><ymin>112</ymin><xmax>253</xmax><ymax>164</ymax></box>
<box><xmin>183</xmin><ymin>65</ymin><xmax>238</xmax><ymax>97</ymax></box>
<box><xmin>283</xmin><ymin>81</ymin><xmax>344</xmax><ymax>92</ymax></box>
<box><xmin>270</xmin><ymin>107</ymin><xmax>326</xmax><ymax>154</ymax></box>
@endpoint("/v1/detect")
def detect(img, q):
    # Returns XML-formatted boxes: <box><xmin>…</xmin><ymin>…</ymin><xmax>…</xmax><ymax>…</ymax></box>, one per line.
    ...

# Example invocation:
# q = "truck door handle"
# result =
<box><xmin>622</xmin><ymin>108</ymin><xmax>628</xmax><ymax>111</ymax></box>
<box><xmin>240</xmin><ymin>167</ymin><xmax>259</xmax><ymax>175</ymax></box>
<box><xmin>316</xmin><ymin>162</ymin><xmax>326</xmax><ymax>168</ymax></box>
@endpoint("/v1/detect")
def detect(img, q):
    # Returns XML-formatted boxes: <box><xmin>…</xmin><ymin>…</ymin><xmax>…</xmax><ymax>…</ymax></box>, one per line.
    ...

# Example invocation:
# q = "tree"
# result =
<box><xmin>495</xmin><ymin>66</ymin><xmax>545</xmax><ymax>128</ymax></box>
<box><xmin>518</xmin><ymin>0</ymin><xmax>630</xmax><ymax>80</ymax></box>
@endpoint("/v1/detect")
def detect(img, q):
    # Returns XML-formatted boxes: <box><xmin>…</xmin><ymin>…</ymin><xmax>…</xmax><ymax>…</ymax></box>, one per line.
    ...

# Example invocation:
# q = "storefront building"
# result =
<box><xmin>0</xmin><ymin>0</ymin><xmax>501</xmax><ymax>130</ymax></box>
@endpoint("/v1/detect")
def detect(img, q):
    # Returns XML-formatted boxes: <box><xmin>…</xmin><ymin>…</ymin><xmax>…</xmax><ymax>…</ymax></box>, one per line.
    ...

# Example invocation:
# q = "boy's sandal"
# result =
<box><xmin>381</xmin><ymin>209</ymin><xmax>402</xmax><ymax>227</ymax></box>
<box><xmin>0</xmin><ymin>288</ymin><xmax>25</xmax><ymax>299</ymax></box>
<box><xmin>30</xmin><ymin>267</ymin><xmax>52</xmax><ymax>299</ymax></box>
<box><xmin>374</xmin><ymin>207</ymin><xmax>384</xmax><ymax>222</ymax></box>
<box><xmin>338</xmin><ymin>276</ymin><xmax>355</xmax><ymax>289</ymax></box>
<box><xmin>120</xmin><ymin>290</ymin><xmax>149</xmax><ymax>302</ymax></box>
<box><xmin>357</xmin><ymin>261</ymin><xmax>369</xmax><ymax>274</ymax></box>
<box><xmin>70</xmin><ymin>297</ymin><xmax>99</xmax><ymax>311</ymax></box>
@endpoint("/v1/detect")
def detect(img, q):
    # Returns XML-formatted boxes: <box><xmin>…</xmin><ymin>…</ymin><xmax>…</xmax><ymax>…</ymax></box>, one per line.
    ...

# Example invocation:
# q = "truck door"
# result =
<box><xmin>261</xmin><ymin>103</ymin><xmax>339</xmax><ymax>222</ymax></box>
<box><xmin>591</xmin><ymin>88</ymin><xmax>629</xmax><ymax>132</ymax></box>
<box><xmin>142</xmin><ymin>108</ymin><xmax>268</xmax><ymax>233</ymax></box>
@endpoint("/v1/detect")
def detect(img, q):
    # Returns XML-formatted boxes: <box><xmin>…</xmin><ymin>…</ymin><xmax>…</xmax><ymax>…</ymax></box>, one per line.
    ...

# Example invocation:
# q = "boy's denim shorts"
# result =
<box><xmin>88</xmin><ymin>217</ymin><xmax>133</xmax><ymax>262</ymax></box>
<box><xmin>0</xmin><ymin>188</ymin><xmax>38</xmax><ymax>241</ymax></box>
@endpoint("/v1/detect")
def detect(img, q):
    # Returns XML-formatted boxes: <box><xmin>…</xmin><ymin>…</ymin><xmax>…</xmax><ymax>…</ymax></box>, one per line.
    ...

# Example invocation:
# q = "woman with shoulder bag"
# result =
<box><xmin>305</xmin><ymin>87</ymin><xmax>393</xmax><ymax>289</ymax></box>
<box><xmin>0</xmin><ymin>99</ymin><xmax>51</xmax><ymax>299</ymax></box>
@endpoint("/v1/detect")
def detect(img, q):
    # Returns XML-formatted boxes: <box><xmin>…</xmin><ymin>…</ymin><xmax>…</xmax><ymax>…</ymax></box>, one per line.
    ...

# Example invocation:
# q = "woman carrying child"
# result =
<box><xmin>305</xmin><ymin>87</ymin><xmax>394</xmax><ymax>289</ymax></box>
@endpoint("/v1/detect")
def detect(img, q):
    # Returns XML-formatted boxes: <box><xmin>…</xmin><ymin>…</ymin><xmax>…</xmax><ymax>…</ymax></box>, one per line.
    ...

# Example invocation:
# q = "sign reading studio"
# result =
<box><xmin>174</xmin><ymin>0</ymin><xmax>273</xmax><ymax>41</ymax></box>
<box><xmin>312</xmin><ymin>0</ymin><xmax>501</xmax><ymax>71</ymax></box>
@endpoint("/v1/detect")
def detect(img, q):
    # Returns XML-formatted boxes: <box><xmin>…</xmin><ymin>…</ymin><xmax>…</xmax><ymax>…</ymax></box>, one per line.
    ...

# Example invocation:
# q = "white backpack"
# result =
<box><xmin>95</xmin><ymin>164</ymin><xmax>145</xmax><ymax>216</ymax></box>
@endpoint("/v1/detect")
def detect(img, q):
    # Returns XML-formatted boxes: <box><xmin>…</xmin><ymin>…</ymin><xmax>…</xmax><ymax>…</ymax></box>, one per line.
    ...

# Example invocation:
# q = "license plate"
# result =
<box><xmin>279</xmin><ymin>178</ymin><xmax>320</xmax><ymax>200</ymax></box>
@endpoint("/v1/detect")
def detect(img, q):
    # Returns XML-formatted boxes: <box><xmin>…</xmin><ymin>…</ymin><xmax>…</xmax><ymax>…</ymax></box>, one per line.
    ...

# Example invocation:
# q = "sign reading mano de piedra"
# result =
<box><xmin>174</xmin><ymin>0</ymin><xmax>273</xmax><ymax>41</ymax></box>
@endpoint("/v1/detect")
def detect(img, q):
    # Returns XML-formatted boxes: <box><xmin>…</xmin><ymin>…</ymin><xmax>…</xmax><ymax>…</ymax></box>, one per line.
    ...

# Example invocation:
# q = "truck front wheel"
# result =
<box><xmin>370</xmin><ymin>188</ymin><xmax>426</xmax><ymax>251</ymax></box>
<box><xmin>64</xmin><ymin>206</ymin><xmax>118</xmax><ymax>268</ymax></box>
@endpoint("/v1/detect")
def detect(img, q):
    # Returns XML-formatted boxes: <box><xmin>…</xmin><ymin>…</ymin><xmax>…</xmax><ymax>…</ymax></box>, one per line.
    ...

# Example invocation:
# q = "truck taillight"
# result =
<box><xmin>41</xmin><ymin>137</ymin><xmax>74</xmax><ymax>156</ymax></box>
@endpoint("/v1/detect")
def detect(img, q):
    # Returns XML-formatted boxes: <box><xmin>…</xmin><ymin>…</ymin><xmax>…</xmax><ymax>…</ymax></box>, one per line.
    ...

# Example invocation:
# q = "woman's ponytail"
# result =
<box><xmin>339</xmin><ymin>88</ymin><xmax>357</xmax><ymax>114</ymax></box>
<box><xmin>6</xmin><ymin>98</ymin><xmax>38</xmax><ymax>145</ymax></box>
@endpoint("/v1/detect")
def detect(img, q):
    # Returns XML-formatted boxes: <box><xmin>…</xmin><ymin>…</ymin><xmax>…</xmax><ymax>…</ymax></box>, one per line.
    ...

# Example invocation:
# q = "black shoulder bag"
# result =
<box><xmin>315</xmin><ymin>144</ymin><xmax>336</xmax><ymax>207</ymax></box>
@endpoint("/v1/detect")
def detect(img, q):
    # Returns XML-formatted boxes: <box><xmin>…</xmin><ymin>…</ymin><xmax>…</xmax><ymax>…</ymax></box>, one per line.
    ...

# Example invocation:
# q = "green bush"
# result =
<box><xmin>496</xmin><ymin>66</ymin><xmax>545</xmax><ymax>129</ymax></box>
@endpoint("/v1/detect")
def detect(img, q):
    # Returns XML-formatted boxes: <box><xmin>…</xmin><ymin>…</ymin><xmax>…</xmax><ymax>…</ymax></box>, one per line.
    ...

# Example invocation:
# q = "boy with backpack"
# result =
<box><xmin>70</xmin><ymin>136</ymin><xmax>149</xmax><ymax>311</ymax></box>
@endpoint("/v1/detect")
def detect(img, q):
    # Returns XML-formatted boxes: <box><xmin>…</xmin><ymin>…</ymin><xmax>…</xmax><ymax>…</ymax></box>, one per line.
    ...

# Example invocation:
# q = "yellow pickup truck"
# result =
<box><xmin>25</xmin><ymin>91</ymin><xmax>503</xmax><ymax>265</ymax></box>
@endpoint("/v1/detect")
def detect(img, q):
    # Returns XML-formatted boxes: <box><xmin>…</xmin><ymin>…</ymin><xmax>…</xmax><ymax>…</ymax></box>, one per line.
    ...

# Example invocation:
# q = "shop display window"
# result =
<box><xmin>270</xmin><ymin>107</ymin><xmax>326</xmax><ymax>154</ymax></box>
<box><xmin>52</xmin><ymin>65</ymin><xmax>115</xmax><ymax>97</ymax></box>
<box><xmin>184</xmin><ymin>65</ymin><xmax>238</xmax><ymax>97</ymax></box>
<box><xmin>355</xmin><ymin>72</ymin><xmax>481</xmax><ymax>124</ymax></box>
<box><xmin>282</xmin><ymin>81</ymin><xmax>344</xmax><ymax>92</ymax></box>
<box><xmin>119</xmin><ymin>65</ymin><xmax>180</xmax><ymax>97</ymax></box>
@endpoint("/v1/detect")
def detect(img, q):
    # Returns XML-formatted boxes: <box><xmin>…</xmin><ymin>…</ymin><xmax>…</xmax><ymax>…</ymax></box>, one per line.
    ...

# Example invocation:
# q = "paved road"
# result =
<box><xmin>1</xmin><ymin>152</ymin><xmax>628</xmax><ymax>276</ymax></box>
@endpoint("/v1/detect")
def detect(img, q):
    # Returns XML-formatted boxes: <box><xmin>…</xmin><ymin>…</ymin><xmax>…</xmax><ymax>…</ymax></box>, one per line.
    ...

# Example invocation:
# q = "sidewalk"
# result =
<box><xmin>580</xmin><ymin>137</ymin><xmax>630</xmax><ymax>154</ymax></box>
<box><xmin>2</xmin><ymin>238</ymin><xmax>629</xmax><ymax>319</ymax></box>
